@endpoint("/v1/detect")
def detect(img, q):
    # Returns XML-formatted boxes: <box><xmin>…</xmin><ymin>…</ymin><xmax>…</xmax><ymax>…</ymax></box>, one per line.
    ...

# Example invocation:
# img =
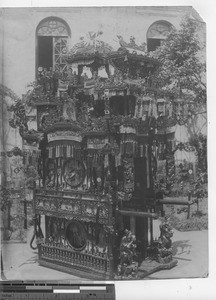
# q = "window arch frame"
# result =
<box><xmin>35</xmin><ymin>16</ymin><xmax>71</xmax><ymax>76</ymax></box>
<box><xmin>146</xmin><ymin>20</ymin><xmax>174</xmax><ymax>52</ymax></box>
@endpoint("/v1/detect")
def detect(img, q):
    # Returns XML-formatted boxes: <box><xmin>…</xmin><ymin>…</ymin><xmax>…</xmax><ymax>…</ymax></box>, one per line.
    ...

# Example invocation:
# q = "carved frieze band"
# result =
<box><xmin>35</xmin><ymin>193</ymin><xmax>111</xmax><ymax>224</ymax></box>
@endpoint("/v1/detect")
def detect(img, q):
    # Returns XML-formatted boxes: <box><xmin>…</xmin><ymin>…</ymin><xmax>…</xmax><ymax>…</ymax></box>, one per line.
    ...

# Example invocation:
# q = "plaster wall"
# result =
<box><xmin>1</xmin><ymin>6</ymin><xmax>190</xmax><ymax>97</ymax></box>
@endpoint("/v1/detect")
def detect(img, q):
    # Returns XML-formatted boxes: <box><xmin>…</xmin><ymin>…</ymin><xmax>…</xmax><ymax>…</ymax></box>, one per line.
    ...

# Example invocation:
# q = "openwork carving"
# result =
<box><xmin>117</xmin><ymin>230</ymin><xmax>138</xmax><ymax>278</ymax></box>
<box><xmin>37</xmin><ymin>19</ymin><xmax>69</xmax><ymax>36</ymax></box>
<box><xmin>47</xmin><ymin>131</ymin><xmax>82</xmax><ymax>143</ymax></box>
<box><xmin>38</xmin><ymin>243</ymin><xmax>111</xmax><ymax>277</ymax></box>
<box><xmin>35</xmin><ymin>190</ymin><xmax>112</xmax><ymax>225</ymax></box>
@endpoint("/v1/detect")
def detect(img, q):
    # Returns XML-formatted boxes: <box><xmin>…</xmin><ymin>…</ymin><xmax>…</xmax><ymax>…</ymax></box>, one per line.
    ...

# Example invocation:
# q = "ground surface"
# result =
<box><xmin>1</xmin><ymin>223</ymin><xmax>208</xmax><ymax>281</ymax></box>
<box><xmin>1</xmin><ymin>226</ymin><xmax>86</xmax><ymax>281</ymax></box>
<box><xmin>145</xmin><ymin>228</ymin><xmax>208</xmax><ymax>279</ymax></box>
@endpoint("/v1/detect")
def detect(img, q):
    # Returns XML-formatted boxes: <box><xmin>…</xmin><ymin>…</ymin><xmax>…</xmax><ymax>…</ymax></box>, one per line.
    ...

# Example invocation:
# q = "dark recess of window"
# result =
<box><xmin>38</xmin><ymin>36</ymin><xmax>53</xmax><ymax>70</ymax></box>
<box><xmin>147</xmin><ymin>38</ymin><xmax>161</xmax><ymax>52</ymax></box>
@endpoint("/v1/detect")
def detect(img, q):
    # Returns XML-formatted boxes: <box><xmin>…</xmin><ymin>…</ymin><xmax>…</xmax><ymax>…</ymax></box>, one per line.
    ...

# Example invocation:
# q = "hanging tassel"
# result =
<box><xmin>29</xmin><ymin>152</ymin><xmax>32</xmax><ymax>165</ymax></box>
<box><xmin>120</xmin><ymin>141</ymin><xmax>123</xmax><ymax>155</ymax></box>
<box><xmin>71</xmin><ymin>145</ymin><xmax>73</xmax><ymax>158</ymax></box>
<box><xmin>132</xmin><ymin>141</ymin><xmax>135</xmax><ymax>156</ymax></box>
<box><xmin>140</xmin><ymin>145</ymin><xmax>144</xmax><ymax>157</ymax></box>
<box><xmin>98</xmin><ymin>154</ymin><xmax>102</xmax><ymax>165</ymax></box>
<box><xmin>158</xmin><ymin>143</ymin><xmax>162</xmax><ymax>155</ymax></box>
<box><xmin>122</xmin><ymin>140</ymin><xmax>125</xmax><ymax>156</ymax></box>
<box><xmin>37</xmin><ymin>150</ymin><xmax>41</xmax><ymax>160</ymax></box>
<box><xmin>32</xmin><ymin>151</ymin><xmax>36</xmax><ymax>165</ymax></box>
<box><xmin>26</xmin><ymin>151</ymin><xmax>30</xmax><ymax>165</ymax></box>
<box><xmin>76</xmin><ymin>148</ymin><xmax>79</xmax><ymax>160</ymax></box>
<box><xmin>68</xmin><ymin>145</ymin><xmax>71</xmax><ymax>157</ymax></box>
<box><xmin>115</xmin><ymin>153</ymin><xmax>121</xmax><ymax>167</ymax></box>
<box><xmin>134</xmin><ymin>141</ymin><xmax>138</xmax><ymax>157</ymax></box>
<box><xmin>58</xmin><ymin>157</ymin><xmax>61</xmax><ymax>167</ymax></box>
<box><xmin>87</xmin><ymin>154</ymin><xmax>91</xmax><ymax>169</ymax></box>
<box><xmin>63</xmin><ymin>145</ymin><xmax>66</xmax><ymax>158</ymax></box>
<box><xmin>66</xmin><ymin>145</ymin><xmax>70</xmax><ymax>158</ymax></box>
<box><xmin>52</xmin><ymin>147</ymin><xmax>55</xmax><ymax>158</ymax></box>
<box><xmin>92</xmin><ymin>154</ymin><xmax>96</xmax><ymax>168</ymax></box>
<box><xmin>140</xmin><ymin>101</ymin><xmax>143</xmax><ymax>119</ymax></box>
<box><xmin>56</xmin><ymin>145</ymin><xmax>59</xmax><ymax>158</ymax></box>
<box><xmin>90</xmin><ymin>154</ymin><xmax>93</xmax><ymax>169</ymax></box>
<box><xmin>145</xmin><ymin>145</ymin><xmax>150</xmax><ymax>188</ymax></box>
<box><xmin>104</xmin><ymin>154</ymin><xmax>109</xmax><ymax>168</ymax></box>
<box><xmin>125</xmin><ymin>141</ymin><xmax>128</xmax><ymax>155</ymax></box>
<box><xmin>153</xmin><ymin>141</ymin><xmax>157</xmax><ymax>157</ymax></box>
<box><xmin>95</xmin><ymin>206</ymin><xmax>100</xmax><ymax>245</ymax></box>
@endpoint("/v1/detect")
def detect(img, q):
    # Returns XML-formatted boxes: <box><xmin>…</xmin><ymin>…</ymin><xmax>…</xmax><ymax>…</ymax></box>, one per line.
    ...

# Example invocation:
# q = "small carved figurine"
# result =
<box><xmin>147</xmin><ymin>218</ymin><xmax>174</xmax><ymax>264</ymax></box>
<box><xmin>159</xmin><ymin>218</ymin><xmax>173</xmax><ymax>249</ymax></box>
<box><xmin>117</xmin><ymin>229</ymin><xmax>138</xmax><ymax>278</ymax></box>
<box><xmin>118</xmin><ymin>230</ymin><xmax>136</xmax><ymax>266</ymax></box>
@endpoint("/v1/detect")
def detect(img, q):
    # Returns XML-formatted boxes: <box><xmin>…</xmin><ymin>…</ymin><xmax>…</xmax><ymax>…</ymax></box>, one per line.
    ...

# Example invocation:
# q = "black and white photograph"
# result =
<box><xmin>0</xmin><ymin>3</ymin><xmax>211</xmax><ymax>293</ymax></box>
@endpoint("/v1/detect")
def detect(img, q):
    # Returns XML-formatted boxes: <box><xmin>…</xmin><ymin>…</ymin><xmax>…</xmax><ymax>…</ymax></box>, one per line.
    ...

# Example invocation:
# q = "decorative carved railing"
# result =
<box><xmin>34</xmin><ymin>189</ymin><xmax>113</xmax><ymax>225</ymax></box>
<box><xmin>38</xmin><ymin>243</ymin><xmax>111</xmax><ymax>278</ymax></box>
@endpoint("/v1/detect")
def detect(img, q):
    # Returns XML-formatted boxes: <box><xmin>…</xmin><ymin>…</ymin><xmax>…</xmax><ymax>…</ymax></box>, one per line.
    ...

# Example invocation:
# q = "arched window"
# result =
<box><xmin>147</xmin><ymin>20</ymin><xmax>173</xmax><ymax>52</ymax></box>
<box><xmin>36</xmin><ymin>17</ymin><xmax>71</xmax><ymax>72</ymax></box>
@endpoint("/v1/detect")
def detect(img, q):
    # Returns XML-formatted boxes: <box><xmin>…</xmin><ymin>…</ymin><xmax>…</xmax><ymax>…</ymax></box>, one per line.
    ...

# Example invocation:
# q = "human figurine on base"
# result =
<box><xmin>146</xmin><ymin>218</ymin><xmax>174</xmax><ymax>264</ymax></box>
<box><xmin>117</xmin><ymin>230</ymin><xmax>138</xmax><ymax>278</ymax></box>
<box><xmin>136</xmin><ymin>219</ymin><xmax>177</xmax><ymax>279</ymax></box>
<box><xmin>159</xmin><ymin>217</ymin><xmax>173</xmax><ymax>250</ymax></box>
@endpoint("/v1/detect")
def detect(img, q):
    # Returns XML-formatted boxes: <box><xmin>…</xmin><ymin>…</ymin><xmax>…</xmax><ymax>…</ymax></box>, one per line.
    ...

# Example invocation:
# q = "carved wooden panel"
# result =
<box><xmin>38</xmin><ymin>244</ymin><xmax>111</xmax><ymax>278</ymax></box>
<box><xmin>35</xmin><ymin>189</ymin><xmax>112</xmax><ymax>225</ymax></box>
